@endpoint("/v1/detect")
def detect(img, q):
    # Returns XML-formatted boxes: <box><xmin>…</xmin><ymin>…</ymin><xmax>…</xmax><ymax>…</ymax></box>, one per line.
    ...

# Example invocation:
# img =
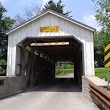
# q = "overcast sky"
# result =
<box><xmin>0</xmin><ymin>0</ymin><xmax>101</xmax><ymax>31</ymax></box>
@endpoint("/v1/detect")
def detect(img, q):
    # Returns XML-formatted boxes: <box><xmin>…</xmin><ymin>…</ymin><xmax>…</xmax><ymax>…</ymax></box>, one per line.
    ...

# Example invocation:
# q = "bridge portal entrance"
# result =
<box><xmin>16</xmin><ymin>36</ymin><xmax>83</xmax><ymax>86</ymax></box>
<box><xmin>6</xmin><ymin>10</ymin><xmax>95</xmax><ymax>89</ymax></box>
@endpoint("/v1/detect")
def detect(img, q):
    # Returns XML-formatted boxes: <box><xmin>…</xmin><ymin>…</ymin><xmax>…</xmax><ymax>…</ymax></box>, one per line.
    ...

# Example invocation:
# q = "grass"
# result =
<box><xmin>56</xmin><ymin>67</ymin><xmax>108</xmax><ymax>79</ymax></box>
<box><xmin>56</xmin><ymin>69</ymin><xmax>74</xmax><ymax>76</ymax></box>
<box><xmin>95</xmin><ymin>67</ymin><xmax>108</xmax><ymax>79</ymax></box>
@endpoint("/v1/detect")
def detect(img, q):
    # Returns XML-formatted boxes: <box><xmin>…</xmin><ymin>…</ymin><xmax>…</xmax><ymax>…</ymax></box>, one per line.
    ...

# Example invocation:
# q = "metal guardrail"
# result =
<box><xmin>89</xmin><ymin>82</ymin><xmax>110</xmax><ymax>110</ymax></box>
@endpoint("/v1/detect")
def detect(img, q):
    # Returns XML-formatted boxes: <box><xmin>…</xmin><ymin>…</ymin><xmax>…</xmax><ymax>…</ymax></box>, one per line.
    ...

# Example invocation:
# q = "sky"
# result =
<box><xmin>0</xmin><ymin>0</ymin><xmax>101</xmax><ymax>31</ymax></box>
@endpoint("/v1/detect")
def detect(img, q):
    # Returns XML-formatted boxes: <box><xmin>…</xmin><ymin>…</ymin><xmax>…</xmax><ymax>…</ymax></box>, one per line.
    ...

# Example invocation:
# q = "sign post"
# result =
<box><xmin>104</xmin><ymin>44</ymin><xmax>110</xmax><ymax>88</ymax></box>
<box><xmin>107</xmin><ymin>67</ymin><xmax>110</xmax><ymax>89</ymax></box>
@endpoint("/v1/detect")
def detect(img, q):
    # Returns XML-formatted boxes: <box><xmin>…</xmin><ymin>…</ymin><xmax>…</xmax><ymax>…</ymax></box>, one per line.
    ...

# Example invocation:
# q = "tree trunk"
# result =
<box><xmin>57</xmin><ymin>62</ymin><xmax>60</xmax><ymax>73</ymax></box>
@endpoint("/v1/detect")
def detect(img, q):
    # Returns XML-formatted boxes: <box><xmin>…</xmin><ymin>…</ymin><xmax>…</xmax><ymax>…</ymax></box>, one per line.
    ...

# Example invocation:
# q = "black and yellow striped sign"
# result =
<box><xmin>104</xmin><ymin>44</ymin><xmax>110</xmax><ymax>67</ymax></box>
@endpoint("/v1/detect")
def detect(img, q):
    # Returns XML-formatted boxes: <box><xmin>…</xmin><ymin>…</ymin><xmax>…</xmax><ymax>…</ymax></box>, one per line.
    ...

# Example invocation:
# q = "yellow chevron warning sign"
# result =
<box><xmin>104</xmin><ymin>44</ymin><xmax>110</xmax><ymax>67</ymax></box>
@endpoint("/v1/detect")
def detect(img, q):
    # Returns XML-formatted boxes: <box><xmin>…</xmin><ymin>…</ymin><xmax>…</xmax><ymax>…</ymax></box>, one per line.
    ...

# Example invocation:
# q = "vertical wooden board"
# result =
<box><xmin>70</xmin><ymin>23</ymin><xmax>82</xmax><ymax>43</ymax></box>
<box><xmin>7</xmin><ymin>35</ymin><xmax>13</xmax><ymax>76</ymax></box>
<box><xmin>83</xmin><ymin>30</ymin><xmax>87</xmax><ymax>76</ymax></box>
<box><xmin>54</xmin><ymin>15</ymin><xmax>60</xmax><ymax>36</ymax></box>
<box><xmin>82</xmin><ymin>43</ymin><xmax>85</xmax><ymax>76</ymax></box>
<box><xmin>11</xmin><ymin>33</ymin><xmax>18</xmax><ymax>76</ymax></box>
<box><xmin>11</xmin><ymin>46</ymin><xmax>17</xmax><ymax>76</ymax></box>
<box><xmin>19</xmin><ymin>28</ymin><xmax>25</xmax><ymax>44</ymax></box>
<box><xmin>90</xmin><ymin>32</ymin><xmax>95</xmax><ymax>75</ymax></box>
<box><xmin>69</xmin><ymin>22</ymin><xmax>74</xmax><ymax>36</ymax></box>
<box><xmin>48</xmin><ymin>14</ymin><xmax>56</xmax><ymax>36</ymax></box>
<box><xmin>32</xmin><ymin>21</ymin><xmax>36</xmax><ymax>36</ymax></box>
<box><xmin>16</xmin><ymin>47</ymin><xmax>21</xmax><ymax>75</ymax></box>
<box><xmin>59</xmin><ymin>17</ymin><xmax>66</xmax><ymax>35</ymax></box>
<box><xmin>18</xmin><ymin>28</ymin><xmax>22</xmax><ymax>43</ymax></box>
<box><xmin>64</xmin><ymin>20</ymin><xmax>71</xmax><ymax>35</ymax></box>
<box><xmin>39</xmin><ymin>14</ymin><xmax>49</xmax><ymax>36</ymax></box>
<box><xmin>10</xmin><ymin>35</ymin><xmax>14</xmax><ymax>75</ymax></box>
<box><xmin>26</xmin><ymin>22</ymin><xmax>34</xmax><ymax>36</ymax></box>
<box><xmin>77</xmin><ymin>26</ymin><xmax>85</xmax><ymax>40</ymax></box>
<box><xmin>45</xmin><ymin>15</ymin><xmax>51</xmax><ymax>36</ymax></box>
<box><xmin>35</xmin><ymin>20</ymin><xmax>40</xmax><ymax>36</ymax></box>
<box><xmin>77</xmin><ymin>25</ymin><xmax>85</xmax><ymax>41</ymax></box>
<box><xmin>48</xmin><ymin>14</ymin><xmax>55</xmax><ymax>26</ymax></box>
<box><xmin>32</xmin><ymin>21</ymin><xmax>39</xmax><ymax>37</ymax></box>
<box><xmin>84</xmin><ymin>30</ymin><xmax>93</xmax><ymax>76</ymax></box>
<box><xmin>14</xmin><ymin>30</ymin><xmax>20</xmax><ymax>44</ymax></box>
<box><xmin>18</xmin><ymin>29</ymin><xmax>23</xmax><ymax>43</ymax></box>
<box><xmin>16</xmin><ymin>47</ymin><xmax>21</xmax><ymax>64</ymax></box>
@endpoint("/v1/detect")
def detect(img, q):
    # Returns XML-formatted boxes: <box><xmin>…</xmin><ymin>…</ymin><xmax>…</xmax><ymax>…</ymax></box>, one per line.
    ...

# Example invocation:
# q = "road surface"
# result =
<box><xmin>0</xmin><ymin>78</ymin><xmax>98</xmax><ymax>110</ymax></box>
<box><xmin>56</xmin><ymin>72</ymin><xmax>74</xmax><ymax>78</ymax></box>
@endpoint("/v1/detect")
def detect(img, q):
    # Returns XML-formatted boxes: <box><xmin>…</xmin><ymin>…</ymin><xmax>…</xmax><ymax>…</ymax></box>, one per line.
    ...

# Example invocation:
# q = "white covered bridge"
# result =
<box><xmin>1</xmin><ymin>10</ymin><xmax>96</xmax><ymax>98</ymax></box>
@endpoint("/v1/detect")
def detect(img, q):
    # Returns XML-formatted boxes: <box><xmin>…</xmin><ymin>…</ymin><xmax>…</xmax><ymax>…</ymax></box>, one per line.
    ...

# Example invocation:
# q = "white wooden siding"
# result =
<box><xmin>7</xmin><ymin>13</ymin><xmax>94</xmax><ymax>76</ymax></box>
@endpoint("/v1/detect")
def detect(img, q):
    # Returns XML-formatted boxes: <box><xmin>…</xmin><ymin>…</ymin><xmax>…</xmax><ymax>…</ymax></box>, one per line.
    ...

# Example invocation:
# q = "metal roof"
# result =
<box><xmin>6</xmin><ymin>9</ymin><xmax>96</xmax><ymax>35</ymax></box>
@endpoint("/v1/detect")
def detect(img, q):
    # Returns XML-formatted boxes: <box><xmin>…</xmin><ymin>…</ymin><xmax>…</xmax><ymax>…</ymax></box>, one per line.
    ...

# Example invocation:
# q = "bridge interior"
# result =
<box><xmin>16</xmin><ymin>36</ymin><xmax>83</xmax><ymax>87</ymax></box>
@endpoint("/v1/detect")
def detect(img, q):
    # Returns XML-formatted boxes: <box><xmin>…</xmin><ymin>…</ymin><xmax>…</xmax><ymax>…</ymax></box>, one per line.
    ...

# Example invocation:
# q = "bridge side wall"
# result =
<box><xmin>0</xmin><ymin>76</ymin><xmax>26</xmax><ymax>99</ymax></box>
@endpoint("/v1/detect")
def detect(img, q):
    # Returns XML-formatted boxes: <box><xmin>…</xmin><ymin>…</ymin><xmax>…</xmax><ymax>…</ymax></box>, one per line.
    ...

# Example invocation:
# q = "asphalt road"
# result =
<box><xmin>56</xmin><ymin>72</ymin><xmax>74</xmax><ymax>78</ymax></box>
<box><xmin>0</xmin><ymin>78</ymin><xmax>98</xmax><ymax>110</ymax></box>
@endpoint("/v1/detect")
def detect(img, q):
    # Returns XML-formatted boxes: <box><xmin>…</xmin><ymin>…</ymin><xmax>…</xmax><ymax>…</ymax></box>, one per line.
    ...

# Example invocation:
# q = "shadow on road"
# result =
<box><xmin>24</xmin><ymin>78</ymin><xmax>82</xmax><ymax>93</ymax></box>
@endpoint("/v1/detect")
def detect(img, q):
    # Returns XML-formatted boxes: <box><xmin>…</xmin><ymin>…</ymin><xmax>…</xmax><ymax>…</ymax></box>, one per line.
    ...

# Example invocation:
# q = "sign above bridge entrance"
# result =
<box><xmin>40</xmin><ymin>26</ymin><xmax>59</xmax><ymax>32</ymax></box>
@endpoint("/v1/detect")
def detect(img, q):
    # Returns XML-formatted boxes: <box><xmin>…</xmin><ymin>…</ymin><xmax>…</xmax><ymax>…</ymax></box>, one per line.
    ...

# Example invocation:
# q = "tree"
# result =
<box><xmin>43</xmin><ymin>0</ymin><xmax>71</xmax><ymax>17</ymax></box>
<box><xmin>95</xmin><ymin>0</ymin><xmax>110</xmax><ymax>38</ymax></box>
<box><xmin>93</xmin><ymin>0</ymin><xmax>110</xmax><ymax>43</ymax></box>
<box><xmin>14</xmin><ymin>4</ymin><xmax>41</xmax><ymax>26</ymax></box>
<box><xmin>14</xmin><ymin>0</ymin><xmax>71</xmax><ymax>26</ymax></box>
<box><xmin>94</xmin><ymin>29</ymin><xmax>107</xmax><ymax>67</ymax></box>
<box><xmin>0</xmin><ymin>2</ymin><xmax>15</xmax><ymax>75</ymax></box>
<box><xmin>92</xmin><ymin>0</ymin><xmax>110</xmax><ymax>67</ymax></box>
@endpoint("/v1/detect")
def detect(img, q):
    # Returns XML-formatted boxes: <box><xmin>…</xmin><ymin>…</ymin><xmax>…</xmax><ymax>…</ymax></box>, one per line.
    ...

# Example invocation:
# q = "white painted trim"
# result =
<box><xmin>49</xmin><ymin>11</ymin><xmax>95</xmax><ymax>32</ymax></box>
<box><xmin>6</xmin><ymin>11</ymin><xmax>49</xmax><ymax>34</ymax></box>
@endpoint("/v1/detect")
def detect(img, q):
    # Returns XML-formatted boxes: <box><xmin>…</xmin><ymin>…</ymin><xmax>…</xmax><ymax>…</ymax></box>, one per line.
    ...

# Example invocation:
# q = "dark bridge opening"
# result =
<box><xmin>16</xmin><ymin>36</ymin><xmax>83</xmax><ymax>88</ymax></box>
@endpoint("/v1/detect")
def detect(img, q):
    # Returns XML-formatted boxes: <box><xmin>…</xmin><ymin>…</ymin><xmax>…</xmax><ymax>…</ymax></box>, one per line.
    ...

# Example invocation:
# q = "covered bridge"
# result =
<box><xmin>6</xmin><ymin>10</ymin><xmax>96</xmax><ymax>87</ymax></box>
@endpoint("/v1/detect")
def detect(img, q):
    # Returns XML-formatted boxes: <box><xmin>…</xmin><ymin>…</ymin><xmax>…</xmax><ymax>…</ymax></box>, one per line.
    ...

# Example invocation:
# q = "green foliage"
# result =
<box><xmin>56</xmin><ymin>63</ymin><xmax>74</xmax><ymax>69</ymax></box>
<box><xmin>0</xmin><ymin>2</ymin><xmax>6</xmax><ymax>20</ymax></box>
<box><xmin>0</xmin><ymin>3</ymin><xmax>15</xmax><ymax>32</ymax></box>
<box><xmin>64</xmin><ymin>64</ymin><xmax>74</xmax><ymax>69</ymax></box>
<box><xmin>0</xmin><ymin>2</ymin><xmax>15</xmax><ymax>75</ymax></box>
<box><xmin>92</xmin><ymin>0</ymin><xmax>110</xmax><ymax>67</ymax></box>
<box><xmin>94</xmin><ymin>0</ymin><xmax>110</xmax><ymax>38</ymax></box>
<box><xmin>0</xmin><ymin>59</ymin><xmax>6</xmax><ymax>76</ymax></box>
<box><xmin>43</xmin><ymin>0</ymin><xmax>71</xmax><ymax>17</ymax></box>
<box><xmin>94</xmin><ymin>29</ymin><xmax>107</xmax><ymax>67</ymax></box>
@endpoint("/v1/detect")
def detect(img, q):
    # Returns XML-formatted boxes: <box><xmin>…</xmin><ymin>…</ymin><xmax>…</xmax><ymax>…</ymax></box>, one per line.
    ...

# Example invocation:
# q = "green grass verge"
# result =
<box><xmin>95</xmin><ymin>67</ymin><xmax>107</xmax><ymax>79</ymax></box>
<box><xmin>56</xmin><ymin>67</ymin><xmax>109</xmax><ymax>79</ymax></box>
<box><xmin>56</xmin><ymin>69</ymin><xmax>74</xmax><ymax>76</ymax></box>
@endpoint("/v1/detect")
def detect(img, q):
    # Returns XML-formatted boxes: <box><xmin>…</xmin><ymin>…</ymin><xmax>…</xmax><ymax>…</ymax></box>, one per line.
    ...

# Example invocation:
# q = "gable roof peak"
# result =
<box><xmin>6</xmin><ymin>9</ymin><xmax>96</xmax><ymax>35</ymax></box>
